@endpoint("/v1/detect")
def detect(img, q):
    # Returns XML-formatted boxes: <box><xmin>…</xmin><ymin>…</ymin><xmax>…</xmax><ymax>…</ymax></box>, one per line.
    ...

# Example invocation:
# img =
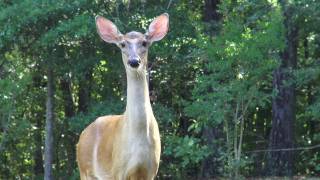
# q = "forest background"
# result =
<box><xmin>0</xmin><ymin>0</ymin><xmax>320</xmax><ymax>179</ymax></box>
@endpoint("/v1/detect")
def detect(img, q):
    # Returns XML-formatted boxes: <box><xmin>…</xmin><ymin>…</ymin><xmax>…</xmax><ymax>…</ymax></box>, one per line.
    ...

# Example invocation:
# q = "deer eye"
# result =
<box><xmin>120</xmin><ymin>42</ymin><xmax>126</xmax><ymax>48</ymax></box>
<box><xmin>142</xmin><ymin>41</ymin><xmax>147</xmax><ymax>47</ymax></box>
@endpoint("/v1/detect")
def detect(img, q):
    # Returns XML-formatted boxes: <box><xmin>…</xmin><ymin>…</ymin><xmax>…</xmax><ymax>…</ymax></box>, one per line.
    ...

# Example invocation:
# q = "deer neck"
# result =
<box><xmin>125</xmin><ymin>67</ymin><xmax>152</xmax><ymax>136</ymax></box>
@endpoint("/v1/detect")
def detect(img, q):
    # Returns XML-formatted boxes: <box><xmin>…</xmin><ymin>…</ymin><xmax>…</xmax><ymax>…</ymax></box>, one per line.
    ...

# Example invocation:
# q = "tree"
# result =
<box><xmin>199</xmin><ymin>0</ymin><xmax>222</xmax><ymax>178</ymax></box>
<box><xmin>185</xmin><ymin>0</ymin><xmax>284</xmax><ymax>177</ymax></box>
<box><xmin>44</xmin><ymin>67</ymin><xmax>54</xmax><ymax>180</ymax></box>
<box><xmin>1</xmin><ymin>0</ymin><xmax>320</xmax><ymax>178</ymax></box>
<box><xmin>266</xmin><ymin>0</ymin><xmax>298</xmax><ymax>176</ymax></box>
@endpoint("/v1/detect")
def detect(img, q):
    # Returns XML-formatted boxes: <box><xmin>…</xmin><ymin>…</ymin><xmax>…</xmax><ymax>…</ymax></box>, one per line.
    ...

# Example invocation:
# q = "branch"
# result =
<box><xmin>245</xmin><ymin>144</ymin><xmax>320</xmax><ymax>154</ymax></box>
<box><xmin>167</xmin><ymin>0</ymin><xmax>173</xmax><ymax>10</ymax></box>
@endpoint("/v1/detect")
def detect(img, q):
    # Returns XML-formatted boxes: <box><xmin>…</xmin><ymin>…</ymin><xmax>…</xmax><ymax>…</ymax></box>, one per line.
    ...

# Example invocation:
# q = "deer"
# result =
<box><xmin>76</xmin><ymin>13</ymin><xmax>169</xmax><ymax>180</ymax></box>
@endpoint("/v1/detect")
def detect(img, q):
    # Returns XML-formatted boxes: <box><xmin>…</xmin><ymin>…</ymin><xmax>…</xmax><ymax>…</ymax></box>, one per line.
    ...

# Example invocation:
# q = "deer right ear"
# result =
<box><xmin>96</xmin><ymin>16</ymin><xmax>122</xmax><ymax>44</ymax></box>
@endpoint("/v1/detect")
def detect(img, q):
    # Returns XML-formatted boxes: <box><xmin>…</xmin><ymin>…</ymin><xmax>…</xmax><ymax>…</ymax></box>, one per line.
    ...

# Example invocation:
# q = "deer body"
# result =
<box><xmin>77</xmin><ymin>14</ymin><xmax>169</xmax><ymax>180</ymax></box>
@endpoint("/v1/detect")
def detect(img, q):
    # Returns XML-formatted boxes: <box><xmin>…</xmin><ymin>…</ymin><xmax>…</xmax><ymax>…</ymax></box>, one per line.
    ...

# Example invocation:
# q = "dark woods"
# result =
<box><xmin>0</xmin><ymin>0</ymin><xmax>320</xmax><ymax>179</ymax></box>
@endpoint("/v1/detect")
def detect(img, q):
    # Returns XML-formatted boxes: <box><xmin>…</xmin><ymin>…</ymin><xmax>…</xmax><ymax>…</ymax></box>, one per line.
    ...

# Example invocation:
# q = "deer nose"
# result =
<box><xmin>128</xmin><ymin>58</ymin><xmax>140</xmax><ymax>68</ymax></box>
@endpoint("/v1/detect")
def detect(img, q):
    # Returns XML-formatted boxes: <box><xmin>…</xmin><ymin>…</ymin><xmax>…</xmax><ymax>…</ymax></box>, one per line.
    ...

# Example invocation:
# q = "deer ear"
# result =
<box><xmin>146</xmin><ymin>13</ymin><xmax>169</xmax><ymax>42</ymax></box>
<box><xmin>96</xmin><ymin>16</ymin><xmax>122</xmax><ymax>43</ymax></box>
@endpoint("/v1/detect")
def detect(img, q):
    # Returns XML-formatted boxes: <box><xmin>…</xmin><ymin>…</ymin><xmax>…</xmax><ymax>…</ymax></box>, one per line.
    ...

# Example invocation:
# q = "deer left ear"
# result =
<box><xmin>146</xmin><ymin>13</ymin><xmax>169</xmax><ymax>42</ymax></box>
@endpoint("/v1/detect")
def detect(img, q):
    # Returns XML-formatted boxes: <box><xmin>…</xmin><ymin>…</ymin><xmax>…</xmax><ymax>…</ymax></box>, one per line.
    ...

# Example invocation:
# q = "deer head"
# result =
<box><xmin>95</xmin><ymin>13</ymin><xmax>169</xmax><ymax>75</ymax></box>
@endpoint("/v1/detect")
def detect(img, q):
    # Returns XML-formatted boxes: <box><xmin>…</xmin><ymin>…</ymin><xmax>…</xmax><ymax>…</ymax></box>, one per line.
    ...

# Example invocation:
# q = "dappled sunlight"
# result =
<box><xmin>0</xmin><ymin>0</ymin><xmax>320</xmax><ymax>179</ymax></box>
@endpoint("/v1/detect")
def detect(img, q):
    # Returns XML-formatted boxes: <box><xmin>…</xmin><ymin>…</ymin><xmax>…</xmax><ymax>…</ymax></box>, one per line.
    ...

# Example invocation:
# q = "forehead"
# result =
<box><xmin>123</xmin><ymin>31</ymin><xmax>145</xmax><ymax>43</ymax></box>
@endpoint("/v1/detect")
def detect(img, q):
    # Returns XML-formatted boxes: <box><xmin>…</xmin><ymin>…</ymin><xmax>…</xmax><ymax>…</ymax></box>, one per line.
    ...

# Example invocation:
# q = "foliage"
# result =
<box><xmin>0</xmin><ymin>0</ymin><xmax>320</xmax><ymax>179</ymax></box>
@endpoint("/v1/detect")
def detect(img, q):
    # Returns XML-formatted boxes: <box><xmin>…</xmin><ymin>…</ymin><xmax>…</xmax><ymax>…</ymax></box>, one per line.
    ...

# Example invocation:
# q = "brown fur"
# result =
<box><xmin>76</xmin><ymin>114</ymin><xmax>160</xmax><ymax>180</ymax></box>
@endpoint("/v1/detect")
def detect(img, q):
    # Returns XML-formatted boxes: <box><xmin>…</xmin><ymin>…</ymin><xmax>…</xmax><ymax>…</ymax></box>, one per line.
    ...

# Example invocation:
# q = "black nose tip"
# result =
<box><xmin>128</xmin><ymin>59</ymin><xmax>140</xmax><ymax>68</ymax></box>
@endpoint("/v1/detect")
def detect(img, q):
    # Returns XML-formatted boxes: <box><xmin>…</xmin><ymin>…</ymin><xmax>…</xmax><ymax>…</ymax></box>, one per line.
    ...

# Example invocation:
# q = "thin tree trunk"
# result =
<box><xmin>78</xmin><ymin>69</ymin><xmax>92</xmax><ymax>113</ymax></box>
<box><xmin>60</xmin><ymin>76</ymin><xmax>76</xmax><ymax>176</ymax></box>
<box><xmin>34</xmin><ymin>113</ymin><xmax>44</xmax><ymax>177</ymax></box>
<box><xmin>267</xmin><ymin>0</ymin><xmax>298</xmax><ymax>176</ymax></box>
<box><xmin>61</xmin><ymin>77</ymin><xmax>75</xmax><ymax>117</ymax></box>
<box><xmin>44</xmin><ymin>68</ymin><xmax>55</xmax><ymax>180</ymax></box>
<box><xmin>303</xmin><ymin>38</ymin><xmax>315</xmax><ymax>140</ymax></box>
<box><xmin>234</xmin><ymin>102</ymin><xmax>240</xmax><ymax>178</ymax></box>
<box><xmin>32</xmin><ymin>66</ymin><xmax>44</xmax><ymax>177</ymax></box>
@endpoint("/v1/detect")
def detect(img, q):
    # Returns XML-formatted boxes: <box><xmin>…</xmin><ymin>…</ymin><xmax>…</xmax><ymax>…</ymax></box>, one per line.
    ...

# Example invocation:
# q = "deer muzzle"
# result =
<box><xmin>128</xmin><ymin>58</ymin><xmax>140</xmax><ymax>68</ymax></box>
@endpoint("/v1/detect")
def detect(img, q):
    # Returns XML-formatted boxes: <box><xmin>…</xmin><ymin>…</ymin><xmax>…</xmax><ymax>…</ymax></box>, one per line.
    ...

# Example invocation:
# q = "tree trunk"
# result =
<box><xmin>34</xmin><ymin>113</ymin><xmax>44</xmax><ymax>177</ymax></box>
<box><xmin>60</xmin><ymin>76</ymin><xmax>77</xmax><ymax>176</ymax></box>
<box><xmin>32</xmin><ymin>66</ymin><xmax>44</xmax><ymax>177</ymax></box>
<box><xmin>266</xmin><ymin>0</ymin><xmax>298</xmax><ymax>176</ymax></box>
<box><xmin>203</xmin><ymin>0</ymin><xmax>221</xmax><ymax>22</ymax></box>
<box><xmin>203</xmin><ymin>0</ymin><xmax>221</xmax><ymax>36</ymax></box>
<box><xmin>198</xmin><ymin>0</ymin><xmax>222</xmax><ymax>179</ymax></box>
<box><xmin>61</xmin><ymin>77</ymin><xmax>75</xmax><ymax>117</ymax></box>
<box><xmin>198</xmin><ymin>126</ymin><xmax>223</xmax><ymax>179</ymax></box>
<box><xmin>78</xmin><ymin>69</ymin><xmax>92</xmax><ymax>113</ymax></box>
<box><xmin>44</xmin><ymin>68</ymin><xmax>55</xmax><ymax>180</ymax></box>
<box><xmin>303</xmin><ymin>38</ymin><xmax>316</xmax><ymax>140</ymax></box>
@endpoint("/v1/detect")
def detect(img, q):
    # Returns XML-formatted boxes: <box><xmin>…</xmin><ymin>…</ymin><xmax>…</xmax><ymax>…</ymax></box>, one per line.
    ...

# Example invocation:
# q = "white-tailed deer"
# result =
<box><xmin>76</xmin><ymin>13</ymin><xmax>169</xmax><ymax>180</ymax></box>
